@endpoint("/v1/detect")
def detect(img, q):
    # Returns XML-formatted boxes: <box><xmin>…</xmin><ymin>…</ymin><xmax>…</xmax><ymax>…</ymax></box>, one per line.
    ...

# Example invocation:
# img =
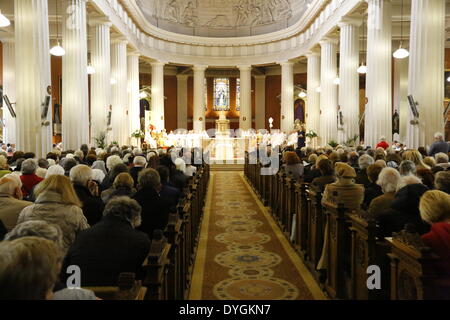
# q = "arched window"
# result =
<box><xmin>213</xmin><ymin>78</ymin><xmax>230</xmax><ymax>111</ymax></box>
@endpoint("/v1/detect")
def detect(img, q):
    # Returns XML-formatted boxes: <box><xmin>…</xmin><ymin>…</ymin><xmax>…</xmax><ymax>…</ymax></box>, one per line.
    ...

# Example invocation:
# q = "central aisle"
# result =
<box><xmin>189</xmin><ymin>171</ymin><xmax>326</xmax><ymax>300</ymax></box>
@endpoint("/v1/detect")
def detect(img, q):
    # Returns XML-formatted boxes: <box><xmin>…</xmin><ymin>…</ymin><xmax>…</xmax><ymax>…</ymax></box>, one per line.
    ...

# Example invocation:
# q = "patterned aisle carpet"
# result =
<box><xmin>189</xmin><ymin>171</ymin><xmax>325</xmax><ymax>300</ymax></box>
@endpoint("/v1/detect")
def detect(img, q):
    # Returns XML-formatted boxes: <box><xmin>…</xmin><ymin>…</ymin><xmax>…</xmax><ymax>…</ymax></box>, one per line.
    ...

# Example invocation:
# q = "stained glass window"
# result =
<box><xmin>213</xmin><ymin>78</ymin><xmax>230</xmax><ymax>111</ymax></box>
<box><xmin>236</xmin><ymin>78</ymin><xmax>241</xmax><ymax>111</ymax></box>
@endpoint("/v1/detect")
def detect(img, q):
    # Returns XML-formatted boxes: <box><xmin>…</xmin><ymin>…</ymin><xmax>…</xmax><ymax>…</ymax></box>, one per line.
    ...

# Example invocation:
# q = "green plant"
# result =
<box><xmin>305</xmin><ymin>130</ymin><xmax>318</xmax><ymax>139</ymax></box>
<box><xmin>93</xmin><ymin>132</ymin><xmax>106</xmax><ymax>149</ymax></box>
<box><xmin>344</xmin><ymin>134</ymin><xmax>359</xmax><ymax>147</ymax></box>
<box><xmin>328</xmin><ymin>140</ymin><xmax>338</xmax><ymax>148</ymax></box>
<box><xmin>131</xmin><ymin>130</ymin><xmax>145</xmax><ymax>139</ymax></box>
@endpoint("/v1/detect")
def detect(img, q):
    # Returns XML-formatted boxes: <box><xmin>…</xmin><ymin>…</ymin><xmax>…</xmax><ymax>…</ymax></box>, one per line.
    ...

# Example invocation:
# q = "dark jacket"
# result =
<box><xmin>355</xmin><ymin>169</ymin><xmax>371</xmax><ymax>188</ymax></box>
<box><xmin>377</xmin><ymin>184</ymin><xmax>430</xmax><ymax>237</ymax></box>
<box><xmin>73</xmin><ymin>184</ymin><xmax>104</xmax><ymax>226</ymax></box>
<box><xmin>429</xmin><ymin>141</ymin><xmax>449</xmax><ymax>157</ymax></box>
<box><xmin>311</xmin><ymin>175</ymin><xmax>336</xmax><ymax>193</ymax></box>
<box><xmin>170</xmin><ymin>170</ymin><xmax>189</xmax><ymax>191</ymax></box>
<box><xmin>304</xmin><ymin>167</ymin><xmax>321</xmax><ymax>183</ymax></box>
<box><xmin>363</xmin><ymin>183</ymin><xmax>383</xmax><ymax>209</ymax></box>
<box><xmin>130</xmin><ymin>166</ymin><xmax>144</xmax><ymax>187</ymax></box>
<box><xmin>133</xmin><ymin>186</ymin><xmax>170</xmax><ymax>239</ymax></box>
<box><xmin>160</xmin><ymin>183</ymin><xmax>182</xmax><ymax>213</ymax></box>
<box><xmin>63</xmin><ymin>214</ymin><xmax>150</xmax><ymax>286</ymax></box>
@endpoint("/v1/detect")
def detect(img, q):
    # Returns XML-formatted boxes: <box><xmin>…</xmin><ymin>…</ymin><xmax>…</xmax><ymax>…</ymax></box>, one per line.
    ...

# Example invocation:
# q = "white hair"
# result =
<box><xmin>45</xmin><ymin>165</ymin><xmax>65</xmax><ymax>178</ymax></box>
<box><xmin>146</xmin><ymin>151</ymin><xmax>158</xmax><ymax>162</ymax></box>
<box><xmin>174</xmin><ymin>158</ymin><xmax>186</xmax><ymax>174</ymax></box>
<box><xmin>74</xmin><ymin>150</ymin><xmax>84</xmax><ymax>159</ymax></box>
<box><xmin>434</xmin><ymin>132</ymin><xmax>444</xmax><ymax>140</ymax></box>
<box><xmin>435</xmin><ymin>152</ymin><xmax>449</xmax><ymax>164</ymax></box>
<box><xmin>47</xmin><ymin>159</ymin><xmax>56</xmax><ymax>167</ymax></box>
<box><xmin>380</xmin><ymin>136</ymin><xmax>386</xmax><ymax>141</ymax></box>
<box><xmin>376</xmin><ymin>168</ymin><xmax>401</xmax><ymax>193</ymax></box>
<box><xmin>69</xmin><ymin>165</ymin><xmax>93</xmax><ymax>185</ymax></box>
<box><xmin>123</xmin><ymin>153</ymin><xmax>132</xmax><ymax>164</ymax></box>
<box><xmin>91</xmin><ymin>168</ymin><xmax>105</xmax><ymax>184</ymax></box>
<box><xmin>133</xmin><ymin>156</ymin><xmax>147</xmax><ymax>166</ymax></box>
<box><xmin>396</xmin><ymin>174</ymin><xmax>422</xmax><ymax>191</ymax></box>
<box><xmin>21</xmin><ymin>159</ymin><xmax>38</xmax><ymax>175</ymax></box>
<box><xmin>133</xmin><ymin>148</ymin><xmax>143</xmax><ymax>156</ymax></box>
<box><xmin>106</xmin><ymin>155</ymin><xmax>122</xmax><ymax>171</ymax></box>
<box><xmin>35</xmin><ymin>167</ymin><xmax>47</xmax><ymax>179</ymax></box>
<box><xmin>375</xmin><ymin>159</ymin><xmax>387</xmax><ymax>168</ymax></box>
<box><xmin>358</xmin><ymin>154</ymin><xmax>374</xmax><ymax>170</ymax></box>
<box><xmin>0</xmin><ymin>174</ymin><xmax>22</xmax><ymax>195</ymax></box>
<box><xmin>65</xmin><ymin>153</ymin><xmax>74</xmax><ymax>159</ymax></box>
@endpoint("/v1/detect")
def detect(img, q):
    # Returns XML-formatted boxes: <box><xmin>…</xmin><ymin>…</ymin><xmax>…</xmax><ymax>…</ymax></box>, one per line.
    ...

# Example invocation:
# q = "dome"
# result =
<box><xmin>135</xmin><ymin>0</ymin><xmax>313</xmax><ymax>38</ymax></box>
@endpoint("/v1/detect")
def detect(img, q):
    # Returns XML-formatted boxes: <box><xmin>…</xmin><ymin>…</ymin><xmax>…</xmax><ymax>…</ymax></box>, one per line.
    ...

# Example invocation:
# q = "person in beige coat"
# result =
<box><xmin>18</xmin><ymin>175</ymin><xmax>89</xmax><ymax>254</ymax></box>
<box><xmin>0</xmin><ymin>174</ymin><xmax>32</xmax><ymax>231</ymax></box>
<box><xmin>367</xmin><ymin>167</ymin><xmax>401</xmax><ymax>218</ymax></box>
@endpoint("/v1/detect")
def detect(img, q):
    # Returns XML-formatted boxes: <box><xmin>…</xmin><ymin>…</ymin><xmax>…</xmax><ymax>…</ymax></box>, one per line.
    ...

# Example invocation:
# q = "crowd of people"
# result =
<box><xmin>0</xmin><ymin>143</ymin><xmax>199</xmax><ymax>299</ymax></box>
<box><xmin>279</xmin><ymin>132</ymin><xmax>450</xmax><ymax>280</ymax></box>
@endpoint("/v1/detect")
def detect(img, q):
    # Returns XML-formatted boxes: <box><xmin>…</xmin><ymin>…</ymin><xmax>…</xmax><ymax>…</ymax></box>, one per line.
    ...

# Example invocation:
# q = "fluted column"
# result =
<box><xmin>151</xmin><ymin>61</ymin><xmax>165</xmax><ymax>132</ymax></box>
<box><xmin>111</xmin><ymin>39</ymin><xmax>128</xmax><ymax>145</ymax></box>
<box><xmin>319</xmin><ymin>38</ymin><xmax>339</xmax><ymax>146</ymax></box>
<box><xmin>280</xmin><ymin>61</ymin><xmax>294</xmax><ymax>132</ymax></box>
<box><xmin>193</xmin><ymin>65</ymin><xmax>206</xmax><ymax>132</ymax></box>
<box><xmin>406</xmin><ymin>0</ymin><xmax>445</xmax><ymax>149</ymax></box>
<box><xmin>127</xmin><ymin>52</ymin><xmax>140</xmax><ymax>140</ymax></box>
<box><xmin>306</xmin><ymin>51</ymin><xmax>321</xmax><ymax>147</ymax></box>
<box><xmin>239</xmin><ymin>65</ymin><xmax>252</xmax><ymax>131</ymax></box>
<box><xmin>338</xmin><ymin>19</ymin><xmax>361</xmax><ymax>144</ymax></box>
<box><xmin>14</xmin><ymin>0</ymin><xmax>52</xmax><ymax>157</ymax></box>
<box><xmin>2</xmin><ymin>39</ymin><xmax>16</xmax><ymax>144</ymax></box>
<box><xmin>177</xmin><ymin>74</ymin><xmax>189</xmax><ymax>130</ymax></box>
<box><xmin>62</xmin><ymin>0</ymin><xmax>89</xmax><ymax>150</ymax></box>
<box><xmin>393</xmin><ymin>57</ymin><xmax>409</xmax><ymax>143</ymax></box>
<box><xmin>364</xmin><ymin>0</ymin><xmax>392</xmax><ymax>147</ymax></box>
<box><xmin>254</xmin><ymin>75</ymin><xmax>266</xmax><ymax>130</ymax></box>
<box><xmin>89</xmin><ymin>18</ymin><xmax>111</xmax><ymax>145</ymax></box>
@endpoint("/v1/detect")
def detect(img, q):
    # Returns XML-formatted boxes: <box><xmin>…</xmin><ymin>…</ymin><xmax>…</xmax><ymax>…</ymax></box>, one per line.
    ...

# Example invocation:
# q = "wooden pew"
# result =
<box><xmin>294</xmin><ymin>182</ymin><xmax>310</xmax><ymax>257</ymax></box>
<box><xmin>348</xmin><ymin>213</ymin><xmax>390</xmax><ymax>300</ymax></box>
<box><xmin>83</xmin><ymin>272</ymin><xmax>147</xmax><ymax>300</ymax></box>
<box><xmin>164</xmin><ymin>213</ymin><xmax>184</xmax><ymax>300</ymax></box>
<box><xmin>387</xmin><ymin>226</ymin><xmax>450</xmax><ymax>300</ymax></box>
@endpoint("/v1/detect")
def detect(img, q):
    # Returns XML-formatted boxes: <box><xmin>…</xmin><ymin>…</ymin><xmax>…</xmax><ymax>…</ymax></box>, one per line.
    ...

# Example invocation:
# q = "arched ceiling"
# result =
<box><xmin>133</xmin><ymin>0</ymin><xmax>314</xmax><ymax>37</ymax></box>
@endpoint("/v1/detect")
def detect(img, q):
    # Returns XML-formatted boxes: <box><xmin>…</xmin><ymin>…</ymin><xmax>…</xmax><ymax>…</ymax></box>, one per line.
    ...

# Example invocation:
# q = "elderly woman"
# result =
<box><xmin>45</xmin><ymin>165</ymin><xmax>65</xmax><ymax>179</ymax></box>
<box><xmin>100</xmin><ymin>162</ymin><xmax>129</xmax><ymax>191</ymax></box>
<box><xmin>435</xmin><ymin>171</ymin><xmax>450</xmax><ymax>194</ymax></box>
<box><xmin>356</xmin><ymin>154</ymin><xmax>374</xmax><ymax>188</ymax></box>
<box><xmin>20</xmin><ymin>159</ymin><xmax>44</xmax><ymax>199</ymax></box>
<box><xmin>282</xmin><ymin>151</ymin><xmax>304</xmax><ymax>181</ymax></box>
<box><xmin>398</xmin><ymin>160</ymin><xmax>417</xmax><ymax>176</ymax></box>
<box><xmin>367</xmin><ymin>168</ymin><xmax>401</xmax><ymax>218</ymax></box>
<box><xmin>170</xmin><ymin>158</ymin><xmax>189</xmax><ymax>191</ymax></box>
<box><xmin>0</xmin><ymin>237</ymin><xmax>61</xmax><ymax>299</ymax></box>
<box><xmin>130</xmin><ymin>156</ymin><xmax>147</xmax><ymax>187</ymax></box>
<box><xmin>403</xmin><ymin>150</ymin><xmax>431</xmax><ymax>170</ymax></box>
<box><xmin>17</xmin><ymin>175</ymin><xmax>89</xmax><ymax>254</ymax></box>
<box><xmin>63</xmin><ymin>196</ymin><xmax>150</xmax><ymax>286</ymax></box>
<box><xmin>70</xmin><ymin>165</ymin><xmax>104</xmax><ymax>226</ymax></box>
<box><xmin>101</xmin><ymin>172</ymin><xmax>136</xmax><ymax>203</ymax></box>
<box><xmin>420</xmin><ymin>190</ymin><xmax>450</xmax><ymax>280</ymax></box>
<box><xmin>311</xmin><ymin>158</ymin><xmax>336</xmax><ymax>192</ymax></box>
<box><xmin>0</xmin><ymin>155</ymin><xmax>11</xmax><ymax>178</ymax></box>
<box><xmin>435</xmin><ymin>152</ymin><xmax>450</xmax><ymax>170</ymax></box>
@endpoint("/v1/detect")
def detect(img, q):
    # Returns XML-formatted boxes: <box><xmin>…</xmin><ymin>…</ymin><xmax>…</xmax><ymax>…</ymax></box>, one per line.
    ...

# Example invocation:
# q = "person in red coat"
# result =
<box><xmin>420</xmin><ymin>190</ymin><xmax>450</xmax><ymax>298</ymax></box>
<box><xmin>376</xmin><ymin>136</ymin><xmax>389</xmax><ymax>150</ymax></box>
<box><xmin>20</xmin><ymin>159</ymin><xmax>44</xmax><ymax>199</ymax></box>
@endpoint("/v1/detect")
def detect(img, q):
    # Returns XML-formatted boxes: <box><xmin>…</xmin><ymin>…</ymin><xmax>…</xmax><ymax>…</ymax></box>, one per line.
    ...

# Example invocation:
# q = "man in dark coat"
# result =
<box><xmin>156</xmin><ymin>165</ymin><xmax>182</xmax><ymax>213</ymax></box>
<box><xmin>63</xmin><ymin>197</ymin><xmax>150</xmax><ymax>286</ymax></box>
<box><xmin>132</xmin><ymin>168</ymin><xmax>171</xmax><ymax>239</ymax></box>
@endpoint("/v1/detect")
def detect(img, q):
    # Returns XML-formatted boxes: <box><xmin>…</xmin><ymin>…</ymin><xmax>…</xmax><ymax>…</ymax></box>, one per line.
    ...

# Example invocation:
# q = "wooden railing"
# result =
<box><xmin>244</xmin><ymin>153</ymin><xmax>450</xmax><ymax>300</ymax></box>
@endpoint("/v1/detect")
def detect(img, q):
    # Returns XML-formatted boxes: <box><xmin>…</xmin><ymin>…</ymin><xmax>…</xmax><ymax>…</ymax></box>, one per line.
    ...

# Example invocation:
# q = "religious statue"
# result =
<box><xmin>392</xmin><ymin>109</ymin><xmax>400</xmax><ymax>134</ymax></box>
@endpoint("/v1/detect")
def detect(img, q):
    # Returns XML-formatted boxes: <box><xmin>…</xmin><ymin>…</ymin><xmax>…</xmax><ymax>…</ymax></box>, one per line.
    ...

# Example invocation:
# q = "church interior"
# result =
<box><xmin>0</xmin><ymin>0</ymin><xmax>450</xmax><ymax>303</ymax></box>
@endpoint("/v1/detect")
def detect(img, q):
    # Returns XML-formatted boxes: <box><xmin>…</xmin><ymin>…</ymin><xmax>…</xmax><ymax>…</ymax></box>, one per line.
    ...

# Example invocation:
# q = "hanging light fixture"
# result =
<box><xmin>333</xmin><ymin>77</ymin><xmax>341</xmax><ymax>85</ymax></box>
<box><xmin>49</xmin><ymin>0</ymin><xmax>65</xmax><ymax>56</ymax></box>
<box><xmin>298</xmin><ymin>91</ymin><xmax>307</xmax><ymax>99</ymax></box>
<box><xmin>447</xmin><ymin>76</ymin><xmax>450</xmax><ymax>82</ymax></box>
<box><xmin>393</xmin><ymin>0</ymin><xmax>409</xmax><ymax>59</ymax></box>
<box><xmin>0</xmin><ymin>10</ymin><xmax>11</xmax><ymax>28</ymax></box>
<box><xmin>358</xmin><ymin>11</ymin><xmax>367</xmax><ymax>74</ymax></box>
<box><xmin>87</xmin><ymin>65</ymin><xmax>96</xmax><ymax>75</ymax></box>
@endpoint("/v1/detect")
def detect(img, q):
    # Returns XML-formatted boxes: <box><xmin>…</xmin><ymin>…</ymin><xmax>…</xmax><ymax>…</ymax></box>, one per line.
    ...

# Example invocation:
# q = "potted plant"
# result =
<box><xmin>131</xmin><ymin>130</ymin><xmax>145</xmax><ymax>148</ymax></box>
<box><xmin>93</xmin><ymin>131</ymin><xmax>107</xmax><ymax>149</ymax></box>
<box><xmin>305</xmin><ymin>130</ymin><xmax>318</xmax><ymax>146</ymax></box>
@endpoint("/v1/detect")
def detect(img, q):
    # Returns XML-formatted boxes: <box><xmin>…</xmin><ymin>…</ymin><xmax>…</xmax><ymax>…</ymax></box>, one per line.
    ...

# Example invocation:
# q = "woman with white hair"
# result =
<box><xmin>45</xmin><ymin>165</ymin><xmax>65</xmax><ymax>179</ymax></box>
<box><xmin>367</xmin><ymin>168</ymin><xmax>401</xmax><ymax>218</ymax></box>
<box><xmin>20</xmin><ymin>159</ymin><xmax>44</xmax><ymax>199</ymax></box>
<box><xmin>106</xmin><ymin>155</ymin><xmax>122</xmax><ymax>171</ymax></box>
<box><xmin>171</xmin><ymin>158</ymin><xmax>189</xmax><ymax>191</ymax></box>
<box><xmin>435</xmin><ymin>152</ymin><xmax>450</xmax><ymax>170</ymax></box>
<box><xmin>63</xmin><ymin>196</ymin><xmax>150</xmax><ymax>286</ymax></box>
<box><xmin>70</xmin><ymin>165</ymin><xmax>104</xmax><ymax>226</ymax></box>
<box><xmin>355</xmin><ymin>154</ymin><xmax>374</xmax><ymax>188</ymax></box>
<box><xmin>0</xmin><ymin>174</ymin><xmax>32</xmax><ymax>231</ymax></box>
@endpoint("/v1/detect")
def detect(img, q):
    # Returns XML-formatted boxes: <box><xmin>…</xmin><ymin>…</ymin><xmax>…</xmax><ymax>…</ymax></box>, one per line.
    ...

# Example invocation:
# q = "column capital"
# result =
<box><xmin>338</xmin><ymin>16</ymin><xmax>363</xmax><ymax>28</ymax></box>
<box><xmin>305</xmin><ymin>50</ymin><xmax>320</xmax><ymax>58</ymax></box>
<box><xmin>127</xmin><ymin>50</ymin><xmax>140</xmax><ymax>57</ymax></box>
<box><xmin>319</xmin><ymin>36</ymin><xmax>339</xmax><ymax>46</ymax></box>
<box><xmin>176</xmin><ymin>74</ymin><xmax>189</xmax><ymax>80</ymax></box>
<box><xmin>192</xmin><ymin>65</ymin><xmax>207</xmax><ymax>72</ymax></box>
<box><xmin>151</xmin><ymin>61</ymin><xmax>166</xmax><ymax>67</ymax></box>
<box><xmin>88</xmin><ymin>16</ymin><xmax>112</xmax><ymax>28</ymax></box>
<box><xmin>253</xmin><ymin>74</ymin><xmax>266</xmax><ymax>80</ymax></box>
<box><xmin>237</xmin><ymin>65</ymin><xmax>252</xmax><ymax>71</ymax></box>
<box><xmin>278</xmin><ymin>60</ymin><xmax>295</xmax><ymax>67</ymax></box>
<box><xmin>0</xmin><ymin>37</ymin><xmax>15</xmax><ymax>44</ymax></box>
<box><xmin>111</xmin><ymin>36</ymin><xmax>128</xmax><ymax>45</ymax></box>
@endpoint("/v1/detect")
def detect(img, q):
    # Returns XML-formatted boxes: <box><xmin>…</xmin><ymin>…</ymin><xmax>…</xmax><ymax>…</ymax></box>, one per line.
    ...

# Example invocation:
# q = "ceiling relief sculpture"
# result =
<box><xmin>135</xmin><ymin>0</ymin><xmax>312</xmax><ymax>37</ymax></box>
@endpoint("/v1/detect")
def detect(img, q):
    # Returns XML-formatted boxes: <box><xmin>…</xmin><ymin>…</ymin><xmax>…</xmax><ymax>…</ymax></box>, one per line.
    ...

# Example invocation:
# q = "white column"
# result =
<box><xmin>254</xmin><ymin>75</ymin><xmax>266</xmax><ymax>130</ymax></box>
<box><xmin>177</xmin><ymin>74</ymin><xmax>189</xmax><ymax>130</ymax></box>
<box><xmin>151</xmin><ymin>61</ymin><xmax>165</xmax><ymax>132</ymax></box>
<box><xmin>2</xmin><ymin>39</ymin><xmax>16</xmax><ymax>144</ymax></box>
<box><xmin>364</xmin><ymin>0</ymin><xmax>392</xmax><ymax>147</ymax></box>
<box><xmin>193</xmin><ymin>65</ymin><xmax>206</xmax><ymax>132</ymax></box>
<box><xmin>111</xmin><ymin>39</ymin><xmax>128</xmax><ymax>145</ymax></box>
<box><xmin>306</xmin><ymin>51</ymin><xmax>321</xmax><ymax>147</ymax></box>
<box><xmin>62</xmin><ymin>0</ymin><xmax>89</xmax><ymax>150</ymax></box>
<box><xmin>280</xmin><ymin>61</ymin><xmax>294</xmax><ymax>132</ymax></box>
<box><xmin>406</xmin><ymin>0</ymin><xmax>445</xmax><ymax>149</ymax></box>
<box><xmin>338</xmin><ymin>19</ymin><xmax>361</xmax><ymax>144</ymax></box>
<box><xmin>127</xmin><ymin>52</ymin><xmax>140</xmax><ymax>140</ymax></box>
<box><xmin>89</xmin><ymin>18</ymin><xmax>111</xmax><ymax>145</ymax></box>
<box><xmin>14</xmin><ymin>0</ymin><xmax>52</xmax><ymax>157</ymax></box>
<box><xmin>393</xmin><ymin>57</ymin><xmax>409</xmax><ymax>143</ymax></box>
<box><xmin>238</xmin><ymin>65</ymin><xmax>252</xmax><ymax>131</ymax></box>
<box><xmin>319</xmin><ymin>38</ymin><xmax>339</xmax><ymax>146</ymax></box>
